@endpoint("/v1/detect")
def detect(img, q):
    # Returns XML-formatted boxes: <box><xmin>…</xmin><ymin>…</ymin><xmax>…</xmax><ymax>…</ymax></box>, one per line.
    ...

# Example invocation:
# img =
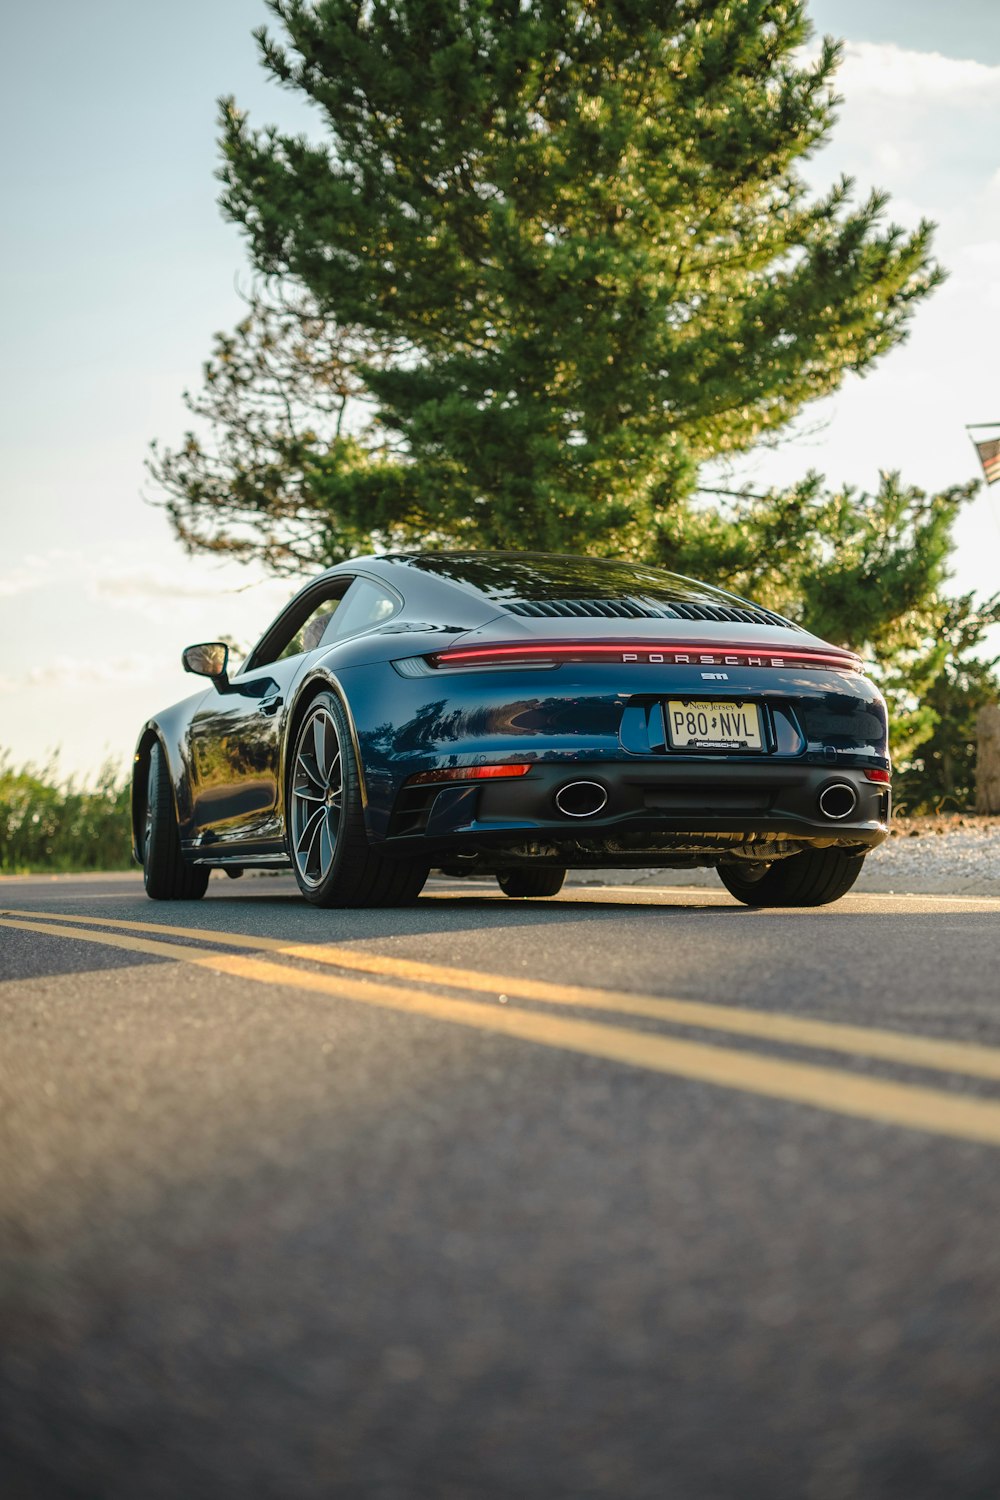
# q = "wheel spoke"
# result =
<box><xmin>303</xmin><ymin>813</ymin><xmax>324</xmax><ymax>878</ymax></box>
<box><xmin>313</xmin><ymin>714</ymin><xmax>330</xmax><ymax>781</ymax></box>
<box><xmin>297</xmin><ymin>751</ymin><xmax>324</xmax><ymax>793</ymax></box>
<box><xmin>293</xmin><ymin>778</ymin><xmax>325</xmax><ymax>803</ymax></box>
<box><xmin>318</xmin><ymin>816</ymin><xmax>334</xmax><ymax>878</ymax></box>
<box><xmin>296</xmin><ymin>804</ymin><xmax>323</xmax><ymax>856</ymax></box>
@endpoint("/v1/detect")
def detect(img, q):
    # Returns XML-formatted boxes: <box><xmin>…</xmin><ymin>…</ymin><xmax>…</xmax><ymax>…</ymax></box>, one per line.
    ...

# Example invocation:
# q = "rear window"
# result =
<box><xmin>394</xmin><ymin>552</ymin><xmax>795</xmax><ymax>627</ymax></box>
<box><xmin>397</xmin><ymin>553</ymin><xmax>735</xmax><ymax>602</ymax></box>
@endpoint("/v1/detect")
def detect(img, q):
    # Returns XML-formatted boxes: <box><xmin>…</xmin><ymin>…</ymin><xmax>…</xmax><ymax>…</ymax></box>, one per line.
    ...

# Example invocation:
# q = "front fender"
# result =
<box><xmin>130</xmin><ymin>690</ymin><xmax>210</xmax><ymax>856</ymax></box>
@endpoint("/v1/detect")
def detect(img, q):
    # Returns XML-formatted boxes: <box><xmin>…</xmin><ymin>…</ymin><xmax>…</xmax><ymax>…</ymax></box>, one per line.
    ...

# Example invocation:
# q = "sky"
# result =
<box><xmin>1</xmin><ymin>0</ymin><xmax>999</xmax><ymax>779</ymax></box>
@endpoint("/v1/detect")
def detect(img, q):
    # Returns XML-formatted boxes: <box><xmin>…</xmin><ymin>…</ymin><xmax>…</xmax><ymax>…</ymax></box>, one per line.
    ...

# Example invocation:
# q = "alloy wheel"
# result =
<box><xmin>290</xmin><ymin>707</ymin><xmax>343</xmax><ymax>888</ymax></box>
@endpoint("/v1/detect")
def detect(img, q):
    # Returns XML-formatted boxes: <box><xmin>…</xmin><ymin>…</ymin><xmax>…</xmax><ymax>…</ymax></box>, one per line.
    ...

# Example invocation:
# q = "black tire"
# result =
<box><xmin>717</xmin><ymin>848</ymin><xmax>866</xmax><ymax>908</ymax></box>
<box><xmin>497</xmin><ymin>867</ymin><xmax>567</xmax><ymax>898</ymax></box>
<box><xmin>288</xmin><ymin>692</ymin><xmax>429</xmax><ymax>908</ymax></box>
<box><xmin>143</xmin><ymin>742</ymin><xmax>209</xmax><ymax>900</ymax></box>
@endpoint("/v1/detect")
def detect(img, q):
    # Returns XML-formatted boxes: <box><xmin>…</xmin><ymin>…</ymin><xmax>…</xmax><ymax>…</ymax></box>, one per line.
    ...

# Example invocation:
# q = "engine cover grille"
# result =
<box><xmin>503</xmin><ymin>595</ymin><xmax>795</xmax><ymax>628</ymax></box>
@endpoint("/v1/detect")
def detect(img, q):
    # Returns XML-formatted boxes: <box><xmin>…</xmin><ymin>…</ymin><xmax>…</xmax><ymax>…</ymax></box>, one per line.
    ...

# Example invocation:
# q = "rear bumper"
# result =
<box><xmin>382</xmin><ymin>759</ymin><xmax>890</xmax><ymax>869</ymax></box>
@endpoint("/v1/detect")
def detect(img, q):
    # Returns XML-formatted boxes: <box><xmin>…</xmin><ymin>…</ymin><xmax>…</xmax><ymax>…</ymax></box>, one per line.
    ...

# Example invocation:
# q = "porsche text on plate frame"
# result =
<box><xmin>132</xmin><ymin>552</ymin><xmax>891</xmax><ymax>909</ymax></box>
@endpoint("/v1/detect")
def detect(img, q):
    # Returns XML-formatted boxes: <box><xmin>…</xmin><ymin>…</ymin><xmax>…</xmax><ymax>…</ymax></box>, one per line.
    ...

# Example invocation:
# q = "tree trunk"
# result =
<box><xmin>975</xmin><ymin>704</ymin><xmax>1000</xmax><ymax>814</ymax></box>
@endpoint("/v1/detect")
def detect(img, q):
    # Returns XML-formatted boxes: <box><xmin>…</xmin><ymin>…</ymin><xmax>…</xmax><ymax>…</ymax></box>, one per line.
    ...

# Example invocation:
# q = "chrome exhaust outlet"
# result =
<box><xmin>554</xmin><ymin>781</ymin><xmax>608</xmax><ymax>818</ymax></box>
<box><xmin>817</xmin><ymin>781</ymin><xmax>858</xmax><ymax>821</ymax></box>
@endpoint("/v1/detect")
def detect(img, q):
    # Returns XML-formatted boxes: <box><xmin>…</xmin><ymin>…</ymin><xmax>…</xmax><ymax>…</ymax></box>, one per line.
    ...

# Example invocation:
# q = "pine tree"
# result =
<box><xmin>214</xmin><ymin>0</ymin><xmax>941</xmax><ymax>550</ymax></box>
<box><xmin>148</xmin><ymin>287</ymin><xmax>408</xmax><ymax>571</ymax></box>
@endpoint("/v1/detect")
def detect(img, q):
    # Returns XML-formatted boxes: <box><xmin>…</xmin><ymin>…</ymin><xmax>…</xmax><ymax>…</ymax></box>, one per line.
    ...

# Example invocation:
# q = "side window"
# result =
<box><xmin>277</xmin><ymin>598</ymin><xmax>344</xmax><ymax>661</ymax></box>
<box><xmin>325</xmin><ymin>579</ymin><xmax>399</xmax><ymax>642</ymax></box>
<box><xmin>250</xmin><ymin>581</ymin><xmax>352</xmax><ymax>668</ymax></box>
<box><xmin>247</xmin><ymin>576</ymin><xmax>398</xmax><ymax>670</ymax></box>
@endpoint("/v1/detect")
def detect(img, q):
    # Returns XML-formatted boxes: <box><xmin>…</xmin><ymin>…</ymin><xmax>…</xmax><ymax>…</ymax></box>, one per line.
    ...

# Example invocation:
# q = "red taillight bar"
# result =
<box><xmin>429</xmin><ymin>641</ymin><xmax>863</xmax><ymax>671</ymax></box>
<box><xmin>406</xmin><ymin>763</ymin><xmax>533</xmax><ymax>787</ymax></box>
<box><xmin>863</xmin><ymin>768</ymin><xmax>891</xmax><ymax>783</ymax></box>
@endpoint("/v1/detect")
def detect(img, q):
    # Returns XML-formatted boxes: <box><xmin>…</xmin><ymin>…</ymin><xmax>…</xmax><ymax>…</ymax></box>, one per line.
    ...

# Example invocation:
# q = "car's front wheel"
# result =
<box><xmin>143</xmin><ymin>742</ymin><xmax>209</xmax><ymax>900</ymax></box>
<box><xmin>717</xmin><ymin>847</ymin><xmax>866</xmax><ymax>908</ymax></box>
<box><xmin>288</xmin><ymin>693</ymin><xmax>429</xmax><ymax>907</ymax></box>
<box><xmin>497</xmin><ymin>868</ymin><xmax>567</xmax><ymax>898</ymax></box>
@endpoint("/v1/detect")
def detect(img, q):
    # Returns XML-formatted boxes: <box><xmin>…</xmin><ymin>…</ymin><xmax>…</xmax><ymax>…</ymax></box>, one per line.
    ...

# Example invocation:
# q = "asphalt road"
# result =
<box><xmin>2</xmin><ymin>871</ymin><xmax>1000</xmax><ymax>1500</ymax></box>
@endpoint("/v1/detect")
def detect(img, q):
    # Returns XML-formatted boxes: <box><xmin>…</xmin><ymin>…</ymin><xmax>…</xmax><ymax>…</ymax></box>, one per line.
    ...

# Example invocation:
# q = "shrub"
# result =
<box><xmin>0</xmin><ymin>752</ymin><xmax>133</xmax><ymax>873</ymax></box>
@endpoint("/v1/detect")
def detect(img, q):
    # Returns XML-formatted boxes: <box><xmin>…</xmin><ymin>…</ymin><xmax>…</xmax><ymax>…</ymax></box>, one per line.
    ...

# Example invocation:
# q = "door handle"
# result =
<box><xmin>258</xmin><ymin>694</ymin><xmax>284</xmax><ymax>717</ymax></box>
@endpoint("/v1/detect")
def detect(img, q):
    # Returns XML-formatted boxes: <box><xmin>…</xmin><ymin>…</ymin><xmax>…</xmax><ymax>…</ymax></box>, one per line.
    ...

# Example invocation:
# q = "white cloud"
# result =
<box><xmin>937</xmin><ymin>239</ymin><xmax>1000</xmax><ymax>313</ymax></box>
<box><xmin>871</xmin><ymin>141</ymin><xmax>906</xmax><ymax>175</ymax></box>
<box><xmin>0</xmin><ymin>550</ymin><xmax>79</xmax><ymax>599</ymax></box>
<box><xmin>795</xmin><ymin>38</ymin><xmax>1000</xmax><ymax>239</ymax></box>
<box><xmin>92</xmin><ymin>571</ymin><xmax>232</xmax><ymax>602</ymax></box>
<box><xmin>956</xmin><ymin>238</ymin><xmax>1000</xmax><ymax>268</ymax></box>
<box><xmin>0</xmin><ymin>544</ymin><xmax>289</xmax><ymax>633</ymax></box>
<box><xmin>86</xmin><ymin>563</ymin><xmax>291</xmax><ymax>632</ymax></box>
<box><xmin>0</xmin><ymin>568</ymin><xmax>42</xmax><ymax>600</ymax></box>
<box><xmin>0</xmin><ymin>550</ymin><xmax>224</xmax><ymax>606</ymax></box>
<box><xmin>836</xmin><ymin>41</ymin><xmax>1000</xmax><ymax>102</ymax></box>
<box><xmin>0</xmin><ymin>654</ymin><xmax>158</xmax><ymax>694</ymax></box>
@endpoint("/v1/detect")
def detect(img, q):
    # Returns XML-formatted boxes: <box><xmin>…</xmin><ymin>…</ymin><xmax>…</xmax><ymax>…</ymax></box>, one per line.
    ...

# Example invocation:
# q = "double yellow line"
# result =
<box><xmin>5</xmin><ymin>905</ymin><xmax>1000</xmax><ymax>1147</ymax></box>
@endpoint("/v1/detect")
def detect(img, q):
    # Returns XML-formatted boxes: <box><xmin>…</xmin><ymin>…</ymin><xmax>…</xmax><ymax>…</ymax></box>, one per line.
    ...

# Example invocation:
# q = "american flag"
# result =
<box><xmin>974</xmin><ymin>436</ymin><xmax>1000</xmax><ymax>486</ymax></box>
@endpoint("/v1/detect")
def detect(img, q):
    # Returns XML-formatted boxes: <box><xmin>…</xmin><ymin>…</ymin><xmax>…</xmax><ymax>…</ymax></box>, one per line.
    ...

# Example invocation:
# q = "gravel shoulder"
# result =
<box><xmin>568</xmin><ymin>815</ymin><xmax>1000</xmax><ymax>898</ymax></box>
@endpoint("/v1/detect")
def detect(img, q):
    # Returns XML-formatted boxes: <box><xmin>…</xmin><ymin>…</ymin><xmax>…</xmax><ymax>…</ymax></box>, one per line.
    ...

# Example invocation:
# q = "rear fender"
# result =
<box><xmin>279</xmin><ymin>669</ymin><xmax>369</xmax><ymax>829</ymax></box>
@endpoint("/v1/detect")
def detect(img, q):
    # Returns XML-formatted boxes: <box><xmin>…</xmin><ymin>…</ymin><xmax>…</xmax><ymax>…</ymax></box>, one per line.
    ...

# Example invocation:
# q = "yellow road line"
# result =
<box><xmin>5</xmin><ymin>906</ymin><xmax>1000</xmax><ymax>1084</ymax></box>
<box><xmin>4</xmin><ymin>913</ymin><xmax>1000</xmax><ymax>1148</ymax></box>
<box><xmin>430</xmin><ymin>883</ymin><xmax>1000</xmax><ymax>909</ymax></box>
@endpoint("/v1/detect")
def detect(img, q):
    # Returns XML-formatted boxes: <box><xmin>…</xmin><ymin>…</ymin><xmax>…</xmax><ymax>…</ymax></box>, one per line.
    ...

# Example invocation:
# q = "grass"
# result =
<box><xmin>0</xmin><ymin>751</ymin><xmax>134</xmax><ymax>874</ymax></box>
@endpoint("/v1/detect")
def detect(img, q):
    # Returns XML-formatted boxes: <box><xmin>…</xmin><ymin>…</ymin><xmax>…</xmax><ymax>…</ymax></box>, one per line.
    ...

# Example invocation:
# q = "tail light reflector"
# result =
<box><xmin>406</xmin><ymin>763</ymin><xmax>533</xmax><ymax>787</ymax></box>
<box><xmin>863</xmin><ymin>768</ymin><xmax>891</xmax><ymax>783</ymax></box>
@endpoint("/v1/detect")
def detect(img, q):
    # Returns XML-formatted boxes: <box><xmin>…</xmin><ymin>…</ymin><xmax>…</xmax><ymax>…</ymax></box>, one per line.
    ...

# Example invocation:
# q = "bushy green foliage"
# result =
<box><xmin>212</xmin><ymin>0</ymin><xmax>939</xmax><ymax>550</ymax></box>
<box><xmin>0</xmin><ymin>753</ymin><xmax>133</xmax><ymax>874</ymax></box>
<box><xmin>893</xmin><ymin>594</ymin><xmax>1000</xmax><ymax>814</ymax></box>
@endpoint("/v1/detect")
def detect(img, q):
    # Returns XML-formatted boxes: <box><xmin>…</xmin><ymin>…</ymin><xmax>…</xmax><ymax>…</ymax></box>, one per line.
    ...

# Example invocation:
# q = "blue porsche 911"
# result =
<box><xmin>132</xmin><ymin>552</ymin><xmax>890</xmax><ymax>908</ymax></box>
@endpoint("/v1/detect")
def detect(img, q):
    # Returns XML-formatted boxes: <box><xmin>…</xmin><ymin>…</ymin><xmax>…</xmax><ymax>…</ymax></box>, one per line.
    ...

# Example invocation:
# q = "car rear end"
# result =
<box><xmin>346</xmin><ymin>560</ymin><xmax>890</xmax><ymax>874</ymax></box>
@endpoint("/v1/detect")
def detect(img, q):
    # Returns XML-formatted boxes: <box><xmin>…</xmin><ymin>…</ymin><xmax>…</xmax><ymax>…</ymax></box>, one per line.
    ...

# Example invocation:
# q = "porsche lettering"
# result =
<box><xmin>620</xmin><ymin>651</ymin><xmax>790</xmax><ymax>668</ymax></box>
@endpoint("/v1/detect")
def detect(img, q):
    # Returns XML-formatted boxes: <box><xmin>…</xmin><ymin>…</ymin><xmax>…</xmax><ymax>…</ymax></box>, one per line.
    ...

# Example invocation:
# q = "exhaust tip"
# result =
<box><xmin>554</xmin><ymin>780</ymin><xmax>608</xmax><ymax>818</ymax></box>
<box><xmin>818</xmin><ymin>781</ymin><xmax>858</xmax><ymax>821</ymax></box>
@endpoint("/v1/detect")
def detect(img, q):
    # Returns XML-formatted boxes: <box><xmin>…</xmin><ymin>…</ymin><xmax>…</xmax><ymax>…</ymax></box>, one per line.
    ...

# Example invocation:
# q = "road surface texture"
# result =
<box><xmin>2</xmin><ymin>871</ymin><xmax>1000</xmax><ymax>1500</ymax></box>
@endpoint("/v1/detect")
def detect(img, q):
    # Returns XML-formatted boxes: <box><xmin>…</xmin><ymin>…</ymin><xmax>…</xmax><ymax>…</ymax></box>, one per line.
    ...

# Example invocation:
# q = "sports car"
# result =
<box><xmin>132</xmin><ymin>551</ymin><xmax>890</xmax><ymax>908</ymax></box>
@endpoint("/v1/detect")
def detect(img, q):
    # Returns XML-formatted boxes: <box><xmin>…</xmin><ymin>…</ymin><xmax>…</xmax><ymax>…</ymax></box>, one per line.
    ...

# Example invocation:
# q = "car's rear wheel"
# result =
<box><xmin>717</xmin><ymin>848</ymin><xmax>866</xmax><ymax>908</ymax></box>
<box><xmin>143</xmin><ymin>742</ymin><xmax>209</xmax><ymax>900</ymax></box>
<box><xmin>497</xmin><ymin>868</ymin><xmax>567</xmax><ymax>898</ymax></box>
<box><xmin>288</xmin><ymin>692</ymin><xmax>429</xmax><ymax>907</ymax></box>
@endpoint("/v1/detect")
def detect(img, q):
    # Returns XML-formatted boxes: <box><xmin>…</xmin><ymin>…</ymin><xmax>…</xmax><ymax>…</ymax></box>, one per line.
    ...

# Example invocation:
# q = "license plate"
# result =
<box><xmin>666</xmin><ymin>700</ymin><xmax>762</xmax><ymax>751</ymax></box>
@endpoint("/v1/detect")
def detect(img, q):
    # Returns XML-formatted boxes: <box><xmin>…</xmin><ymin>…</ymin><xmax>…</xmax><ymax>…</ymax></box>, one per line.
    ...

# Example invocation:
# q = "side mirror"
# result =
<box><xmin>182</xmin><ymin>642</ymin><xmax>229</xmax><ymax>681</ymax></box>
